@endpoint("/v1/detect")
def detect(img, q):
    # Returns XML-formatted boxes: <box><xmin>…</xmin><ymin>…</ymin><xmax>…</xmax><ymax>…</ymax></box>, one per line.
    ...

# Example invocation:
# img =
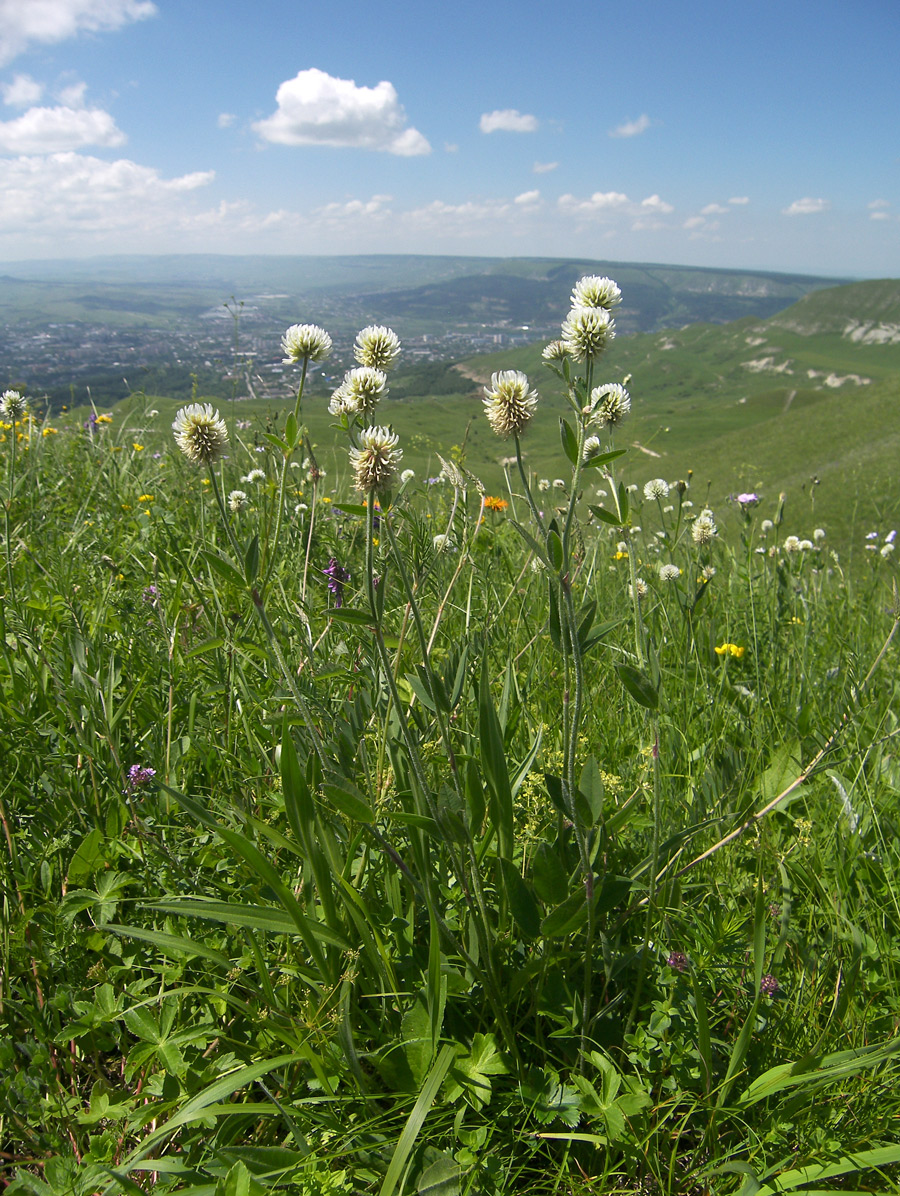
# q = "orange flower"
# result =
<box><xmin>484</xmin><ymin>495</ymin><xmax>509</xmax><ymax>512</ymax></box>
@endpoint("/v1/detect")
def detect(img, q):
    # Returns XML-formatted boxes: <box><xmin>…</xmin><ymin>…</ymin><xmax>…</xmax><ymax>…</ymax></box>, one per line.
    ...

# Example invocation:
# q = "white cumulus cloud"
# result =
<box><xmin>253</xmin><ymin>68</ymin><xmax>431</xmax><ymax>156</ymax></box>
<box><xmin>609</xmin><ymin>114</ymin><xmax>651</xmax><ymax>138</ymax></box>
<box><xmin>641</xmin><ymin>194</ymin><xmax>674</xmax><ymax>214</ymax></box>
<box><xmin>558</xmin><ymin>190</ymin><xmax>630</xmax><ymax>215</ymax></box>
<box><xmin>533</xmin><ymin>160</ymin><xmax>557</xmax><ymax>174</ymax></box>
<box><xmin>514</xmin><ymin>189</ymin><xmax>541</xmax><ymax>208</ymax></box>
<box><xmin>2</xmin><ymin>73</ymin><xmax>44</xmax><ymax>107</ymax></box>
<box><xmin>782</xmin><ymin>196</ymin><xmax>830</xmax><ymax>216</ymax></box>
<box><xmin>0</xmin><ymin>104</ymin><xmax>125</xmax><ymax>152</ymax></box>
<box><xmin>0</xmin><ymin>0</ymin><xmax>157</xmax><ymax>65</ymax></box>
<box><xmin>314</xmin><ymin>194</ymin><xmax>393</xmax><ymax>222</ymax></box>
<box><xmin>701</xmin><ymin>202</ymin><xmax>727</xmax><ymax>215</ymax></box>
<box><xmin>0</xmin><ymin>152</ymin><xmax>213</xmax><ymax>243</ymax></box>
<box><xmin>728</xmin><ymin>196</ymin><xmax>749</xmax><ymax>205</ymax></box>
<box><xmin>479</xmin><ymin>109</ymin><xmax>538</xmax><ymax>134</ymax></box>
<box><xmin>683</xmin><ymin>216</ymin><xmax>705</xmax><ymax>229</ymax></box>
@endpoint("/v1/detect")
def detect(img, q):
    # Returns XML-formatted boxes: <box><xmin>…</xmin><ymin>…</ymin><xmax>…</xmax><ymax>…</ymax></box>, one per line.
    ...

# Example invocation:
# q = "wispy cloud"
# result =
<box><xmin>0</xmin><ymin>104</ymin><xmax>126</xmax><ymax>153</ymax></box>
<box><xmin>253</xmin><ymin>68</ymin><xmax>431</xmax><ymax>156</ymax></box>
<box><xmin>728</xmin><ymin>196</ymin><xmax>750</xmax><ymax>205</ymax></box>
<box><xmin>217</xmin><ymin>112</ymin><xmax>236</xmax><ymax>129</ymax></box>
<box><xmin>609</xmin><ymin>114</ymin><xmax>650</xmax><ymax>138</ymax></box>
<box><xmin>701</xmin><ymin>202</ymin><xmax>727</xmax><ymax>215</ymax></box>
<box><xmin>0</xmin><ymin>0</ymin><xmax>157</xmax><ymax>66</ymax></box>
<box><xmin>782</xmin><ymin>196</ymin><xmax>830</xmax><ymax>216</ymax></box>
<box><xmin>533</xmin><ymin>160</ymin><xmax>558</xmax><ymax>174</ymax></box>
<box><xmin>868</xmin><ymin>199</ymin><xmax>890</xmax><ymax>220</ymax></box>
<box><xmin>479</xmin><ymin>109</ymin><xmax>538</xmax><ymax>134</ymax></box>
<box><xmin>558</xmin><ymin>190</ymin><xmax>630</xmax><ymax>216</ymax></box>
<box><xmin>514</xmin><ymin>189</ymin><xmax>541</xmax><ymax>208</ymax></box>
<box><xmin>641</xmin><ymin>194</ymin><xmax>674</xmax><ymax>214</ymax></box>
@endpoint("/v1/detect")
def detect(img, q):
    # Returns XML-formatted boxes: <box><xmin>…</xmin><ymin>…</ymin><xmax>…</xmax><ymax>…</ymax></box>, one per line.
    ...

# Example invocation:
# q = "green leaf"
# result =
<box><xmin>328</xmin><ymin>608</ymin><xmax>373</xmax><ymax>626</ymax></box>
<box><xmin>616</xmin><ymin>481</ymin><xmax>629</xmax><ymax>523</ymax></box>
<box><xmin>479</xmin><ymin>656</ymin><xmax>514</xmax><ymax>861</ymax></box>
<box><xmin>578</xmin><ymin>757</ymin><xmax>605</xmax><ymax>825</ymax></box>
<box><xmin>541</xmin><ymin>888</ymin><xmax>588</xmax><ymax>937</ymax></box>
<box><xmin>333</xmin><ymin>502</ymin><xmax>369</xmax><ymax>517</ymax></box>
<box><xmin>104</xmin><ymin>924</ymin><xmax>231</xmax><ymax>969</ymax></box>
<box><xmin>379</xmin><ymin>1045</ymin><xmax>455</xmax><ymax>1196</ymax></box>
<box><xmin>559</xmin><ymin>418</ymin><xmax>578</xmax><ymax>466</ymax></box>
<box><xmin>202</xmin><ymin>550</ymin><xmax>245</xmax><ymax>589</ymax></box>
<box><xmin>67</xmin><ymin>828</ymin><xmax>105</xmax><ymax>884</ymax></box>
<box><xmin>582</xmin><ymin>448</ymin><xmax>627</xmax><ymax>471</ymax></box>
<box><xmin>615</xmin><ymin>663</ymin><xmax>659</xmax><ymax>710</ymax></box>
<box><xmin>499</xmin><ymin>858</ymin><xmax>542</xmax><ymax>938</ymax></box>
<box><xmin>546</xmin><ymin>529</ymin><xmax>564</xmax><ymax>573</ymax></box>
<box><xmin>588</xmin><ymin>504</ymin><xmax>622</xmax><ymax>528</ymax></box>
<box><xmin>243</xmin><ymin>535</ymin><xmax>259</xmax><ymax>584</ymax></box>
<box><xmin>532</xmin><ymin>841</ymin><xmax>569</xmax><ymax>905</ymax></box>
<box><xmin>417</xmin><ymin>1155</ymin><xmax>461</xmax><ymax>1196</ymax></box>
<box><xmin>323</xmin><ymin>780</ymin><xmax>373</xmax><ymax>823</ymax></box>
<box><xmin>284</xmin><ymin>411</ymin><xmax>299</xmax><ymax>448</ymax></box>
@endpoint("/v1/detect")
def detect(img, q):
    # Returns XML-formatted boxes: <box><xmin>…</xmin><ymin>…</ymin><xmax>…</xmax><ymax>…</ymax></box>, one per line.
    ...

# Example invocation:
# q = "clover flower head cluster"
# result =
<box><xmin>350</xmin><ymin>426</ymin><xmax>402</xmax><ymax>493</ymax></box>
<box><xmin>0</xmin><ymin>389</ymin><xmax>27</xmax><ymax>419</ymax></box>
<box><xmin>783</xmin><ymin>535</ymin><xmax>802</xmax><ymax>553</ymax></box>
<box><xmin>354</xmin><ymin>325</ymin><xmax>401</xmax><ymax>372</ymax></box>
<box><xmin>629</xmin><ymin>577</ymin><xmax>649</xmax><ymax>600</ymax></box>
<box><xmin>281</xmin><ymin>323</ymin><xmax>333</xmax><ymax>364</ymax></box>
<box><xmin>432</xmin><ymin>533</ymin><xmax>455</xmax><ymax>553</ymax></box>
<box><xmin>560</xmin><ymin>306</ymin><xmax>615</xmax><ymax>361</ymax></box>
<box><xmin>570</xmin><ymin>275</ymin><xmax>622</xmax><ymax>311</ymax></box>
<box><xmin>588</xmin><ymin>382</ymin><xmax>631</xmax><ymax>429</ymax></box>
<box><xmin>329</xmin><ymin>366</ymin><xmax>388</xmax><ymax>418</ymax></box>
<box><xmin>542</xmin><ymin>339</ymin><xmax>570</xmax><ymax>362</ymax></box>
<box><xmin>659</xmin><ymin>563</ymin><xmax>681</xmax><ymax>581</ymax></box>
<box><xmin>583</xmin><ymin>435</ymin><xmax>602</xmax><ymax>461</ymax></box>
<box><xmin>483</xmin><ymin>370</ymin><xmax>538</xmax><ymax>438</ymax></box>
<box><xmin>172</xmin><ymin>403</ymin><xmax>229</xmax><ymax>465</ymax></box>
<box><xmin>691</xmin><ymin>511</ymin><xmax>718</xmax><ymax>545</ymax></box>
<box><xmin>228</xmin><ymin>489</ymin><xmax>248</xmax><ymax>512</ymax></box>
<box><xmin>644</xmin><ymin>478</ymin><xmax>669</xmax><ymax>501</ymax></box>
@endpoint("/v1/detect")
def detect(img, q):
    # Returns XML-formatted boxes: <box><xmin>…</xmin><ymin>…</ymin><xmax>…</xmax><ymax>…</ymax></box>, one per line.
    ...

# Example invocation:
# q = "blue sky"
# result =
<box><xmin>0</xmin><ymin>0</ymin><xmax>897</xmax><ymax>275</ymax></box>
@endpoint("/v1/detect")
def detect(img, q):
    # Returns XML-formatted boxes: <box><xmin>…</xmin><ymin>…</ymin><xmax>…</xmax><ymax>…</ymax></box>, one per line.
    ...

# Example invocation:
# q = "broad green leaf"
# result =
<box><xmin>479</xmin><ymin>656</ymin><xmax>513</xmax><ymax>861</ymax></box>
<box><xmin>559</xmin><ymin>418</ymin><xmax>578</xmax><ymax>465</ymax></box>
<box><xmin>202</xmin><ymin>550</ymin><xmax>245</xmax><ymax>588</ymax></box>
<box><xmin>67</xmin><ymin>827</ymin><xmax>105</xmax><ymax>884</ymax></box>
<box><xmin>532</xmin><ymin>841</ymin><xmax>569</xmax><ymax>906</ymax></box>
<box><xmin>323</xmin><ymin>780</ymin><xmax>373</xmax><ymax>823</ymax></box>
<box><xmin>588</xmin><ymin>503</ymin><xmax>622</xmax><ymax>527</ymax></box>
<box><xmin>499</xmin><ymin>858</ymin><xmax>542</xmax><ymax>938</ymax></box>
<box><xmin>541</xmin><ymin>888</ymin><xmax>588</xmax><ymax>938</ymax></box>
<box><xmin>546</xmin><ymin>529</ymin><xmax>564</xmax><ymax>572</ymax></box>
<box><xmin>615</xmin><ymin>663</ymin><xmax>659</xmax><ymax>710</ymax></box>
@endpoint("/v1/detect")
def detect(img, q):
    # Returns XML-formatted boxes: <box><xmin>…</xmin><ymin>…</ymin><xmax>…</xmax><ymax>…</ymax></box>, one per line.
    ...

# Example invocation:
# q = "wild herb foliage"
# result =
<box><xmin>1</xmin><ymin>281</ymin><xmax>900</xmax><ymax>1196</ymax></box>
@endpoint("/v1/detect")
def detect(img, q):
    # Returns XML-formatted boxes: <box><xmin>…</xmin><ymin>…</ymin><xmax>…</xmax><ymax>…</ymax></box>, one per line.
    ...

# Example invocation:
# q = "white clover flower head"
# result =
<box><xmin>552</xmin><ymin>478</ymin><xmax>566</xmax><ymax>489</ymax></box>
<box><xmin>692</xmin><ymin>513</ymin><xmax>718</xmax><ymax>546</ymax></box>
<box><xmin>350</xmin><ymin>425</ymin><xmax>402</xmax><ymax>493</ymax></box>
<box><xmin>813</xmin><ymin>528</ymin><xmax>826</xmax><ymax>541</ymax></box>
<box><xmin>538</xmin><ymin>478</ymin><xmax>550</xmax><ymax>492</ymax></box>
<box><xmin>616</xmin><ymin>541</ymin><xmax>629</xmax><ymax>553</ymax></box>
<box><xmin>339</xmin><ymin>366</ymin><xmax>388</xmax><ymax>418</ymax></box>
<box><xmin>798</xmin><ymin>539</ymin><xmax>814</xmax><ymax>551</ymax></box>
<box><xmin>400</xmin><ymin>468</ymin><xmax>415</xmax><ymax>484</ymax></box>
<box><xmin>701</xmin><ymin>564</ymin><xmax>717</xmax><ymax>580</ymax></box>
<box><xmin>432</xmin><ymin>533</ymin><xmax>455</xmax><ymax>553</ymax></box>
<box><xmin>659</xmin><ymin>563</ymin><xmax>681</xmax><ymax>581</ymax></box>
<box><xmin>761</xmin><ymin>519</ymin><xmax>774</xmax><ymax>533</ymax></box>
<box><xmin>281</xmin><ymin>323</ymin><xmax>332</xmax><ymax>364</ymax></box>
<box><xmin>629</xmin><ymin>577</ymin><xmax>649</xmax><ymax>600</ymax></box>
<box><xmin>147</xmin><ymin>409</ymin><xmax>159</xmax><ymax>418</ymax></box>
<box><xmin>663</xmin><ymin>504</ymin><xmax>674</xmax><ymax>513</ymax></box>
<box><xmin>483</xmin><ymin>370</ymin><xmax>539</xmax><ymax>438</ymax></box>
<box><xmin>644</xmin><ymin>478</ymin><xmax>669</xmax><ymax>501</ymax></box>
<box><xmin>228</xmin><ymin>489</ymin><xmax>249</xmax><ymax>512</ymax></box>
<box><xmin>881</xmin><ymin>542</ymin><xmax>895</xmax><ymax>558</ymax></box>
<box><xmin>783</xmin><ymin>535</ymin><xmax>802</xmax><ymax>553</ymax></box>
<box><xmin>589</xmin><ymin>382</ymin><xmax>631</xmax><ymax>429</ymax></box>
<box><xmin>583</xmin><ymin>434</ymin><xmax>602</xmax><ymax>461</ymax></box>
<box><xmin>530</xmin><ymin>556</ymin><xmax>547</xmax><ymax>573</ymax></box>
<box><xmin>561</xmin><ymin>306</ymin><xmax>615</xmax><ymax>361</ymax></box>
<box><xmin>542</xmin><ymin>339</ymin><xmax>570</xmax><ymax>362</ymax></box>
<box><xmin>172</xmin><ymin>403</ymin><xmax>229</xmax><ymax>465</ymax></box>
<box><xmin>243</xmin><ymin>468</ymin><xmax>266</xmax><ymax>484</ymax></box>
<box><xmin>354</xmin><ymin>325</ymin><xmax>401</xmax><ymax>371</ymax></box>
<box><xmin>570</xmin><ymin>275</ymin><xmax>622</xmax><ymax>311</ymax></box>
<box><xmin>0</xmin><ymin>389</ymin><xmax>27</xmax><ymax>419</ymax></box>
<box><xmin>682</xmin><ymin>500</ymin><xmax>694</xmax><ymax>509</ymax></box>
<box><xmin>295</xmin><ymin>502</ymin><xmax>308</xmax><ymax>514</ymax></box>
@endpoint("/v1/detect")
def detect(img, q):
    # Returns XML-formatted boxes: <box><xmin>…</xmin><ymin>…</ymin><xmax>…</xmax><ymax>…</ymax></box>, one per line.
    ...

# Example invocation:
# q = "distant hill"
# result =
<box><xmin>0</xmin><ymin>253</ymin><xmax>844</xmax><ymax>334</ymax></box>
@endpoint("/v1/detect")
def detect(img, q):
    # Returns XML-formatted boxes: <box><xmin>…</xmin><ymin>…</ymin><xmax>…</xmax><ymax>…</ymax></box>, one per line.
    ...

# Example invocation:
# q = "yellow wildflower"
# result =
<box><xmin>138</xmin><ymin>494</ymin><xmax>154</xmax><ymax>503</ymax></box>
<box><xmin>714</xmin><ymin>643</ymin><xmax>745</xmax><ymax>658</ymax></box>
<box><xmin>96</xmin><ymin>414</ymin><xmax>113</xmax><ymax>424</ymax></box>
<box><xmin>42</xmin><ymin>427</ymin><xmax>58</xmax><ymax>436</ymax></box>
<box><xmin>132</xmin><ymin>442</ymin><xmax>144</xmax><ymax>451</ymax></box>
<box><xmin>614</xmin><ymin>550</ymin><xmax>629</xmax><ymax>560</ymax></box>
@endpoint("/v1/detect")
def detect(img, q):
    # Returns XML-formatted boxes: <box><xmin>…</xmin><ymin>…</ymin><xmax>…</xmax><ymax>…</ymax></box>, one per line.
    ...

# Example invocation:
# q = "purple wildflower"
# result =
<box><xmin>323</xmin><ymin>558</ymin><xmax>350</xmax><ymax>608</ymax></box>
<box><xmin>667</xmin><ymin>951</ymin><xmax>689</xmax><ymax>973</ymax></box>
<box><xmin>142</xmin><ymin>585</ymin><xmax>159</xmax><ymax>606</ymax></box>
<box><xmin>735</xmin><ymin>492</ymin><xmax>760</xmax><ymax>508</ymax></box>
<box><xmin>126</xmin><ymin>765</ymin><xmax>156</xmax><ymax>791</ymax></box>
<box><xmin>760</xmin><ymin>973</ymin><xmax>779</xmax><ymax>995</ymax></box>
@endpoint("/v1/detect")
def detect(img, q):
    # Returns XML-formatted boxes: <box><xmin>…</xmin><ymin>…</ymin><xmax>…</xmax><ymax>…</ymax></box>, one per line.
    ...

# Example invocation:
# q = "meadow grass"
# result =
<box><xmin>1</xmin><ymin>282</ymin><xmax>900</xmax><ymax>1196</ymax></box>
